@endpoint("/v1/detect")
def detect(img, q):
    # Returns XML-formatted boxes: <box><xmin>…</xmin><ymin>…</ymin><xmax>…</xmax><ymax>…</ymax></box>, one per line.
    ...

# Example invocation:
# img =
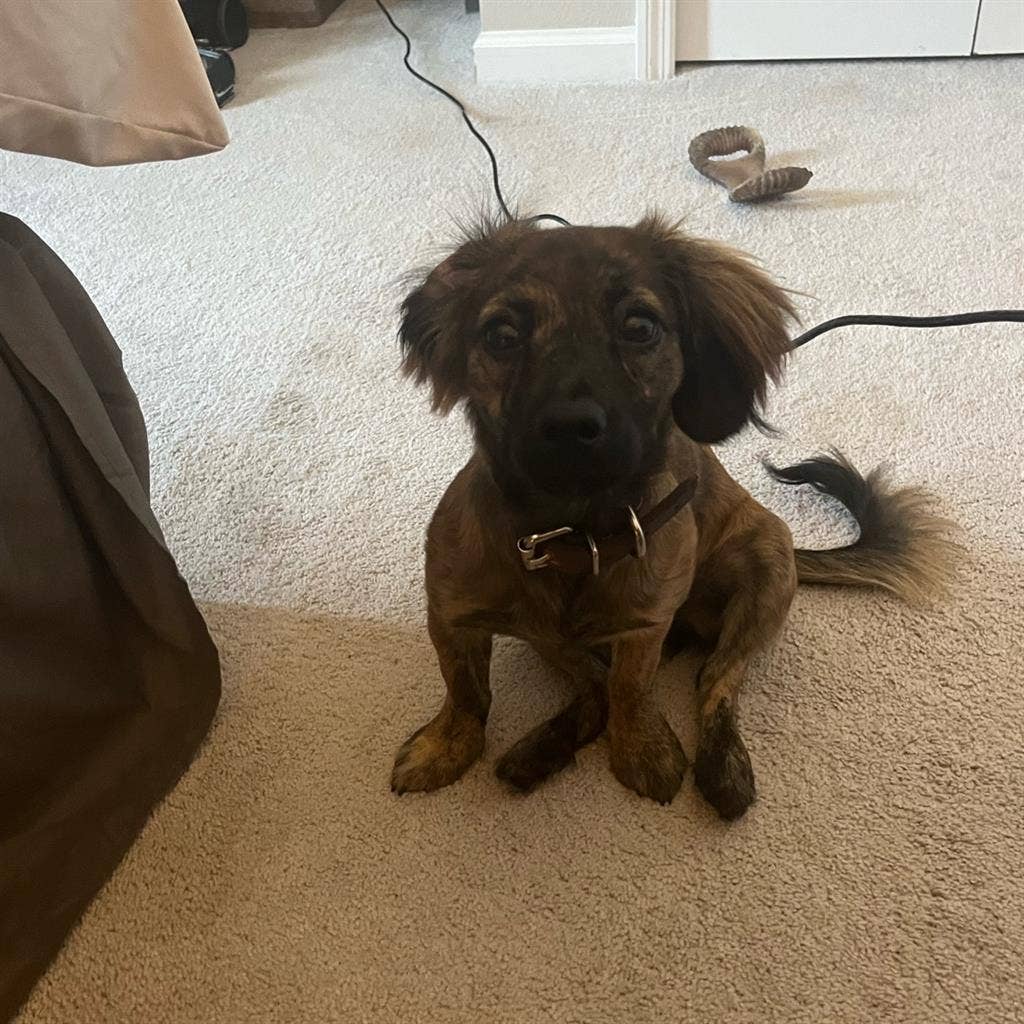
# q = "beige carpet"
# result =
<box><xmin>4</xmin><ymin>1</ymin><xmax>1023</xmax><ymax>1020</ymax></box>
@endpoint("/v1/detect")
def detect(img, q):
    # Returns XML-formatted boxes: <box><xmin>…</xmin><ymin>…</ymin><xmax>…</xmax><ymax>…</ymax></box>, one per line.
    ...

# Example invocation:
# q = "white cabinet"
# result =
<box><xmin>674</xmin><ymin>0</ymin><xmax>1024</xmax><ymax>61</ymax></box>
<box><xmin>975</xmin><ymin>0</ymin><xmax>1024</xmax><ymax>53</ymax></box>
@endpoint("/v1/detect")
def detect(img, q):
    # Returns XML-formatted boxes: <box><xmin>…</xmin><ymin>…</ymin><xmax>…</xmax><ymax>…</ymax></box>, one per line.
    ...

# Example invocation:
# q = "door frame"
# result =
<box><xmin>635</xmin><ymin>0</ymin><xmax>676</xmax><ymax>79</ymax></box>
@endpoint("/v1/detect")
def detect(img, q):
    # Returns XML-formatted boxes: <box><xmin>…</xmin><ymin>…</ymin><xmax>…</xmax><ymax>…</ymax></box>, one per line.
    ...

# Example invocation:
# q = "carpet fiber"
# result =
<box><xmin>4</xmin><ymin>1</ymin><xmax>1022</xmax><ymax>1020</ymax></box>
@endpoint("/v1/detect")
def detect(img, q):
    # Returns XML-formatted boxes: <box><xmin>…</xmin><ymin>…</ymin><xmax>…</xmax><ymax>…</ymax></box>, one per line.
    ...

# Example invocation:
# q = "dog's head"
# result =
<box><xmin>399</xmin><ymin>215</ymin><xmax>794</xmax><ymax>505</ymax></box>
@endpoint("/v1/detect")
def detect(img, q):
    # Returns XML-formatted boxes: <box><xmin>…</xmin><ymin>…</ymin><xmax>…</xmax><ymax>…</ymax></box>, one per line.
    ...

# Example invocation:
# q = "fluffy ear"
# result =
<box><xmin>640</xmin><ymin>216</ymin><xmax>796</xmax><ymax>443</ymax></box>
<box><xmin>399</xmin><ymin>217</ymin><xmax>533</xmax><ymax>414</ymax></box>
<box><xmin>399</xmin><ymin>253</ymin><xmax>466</xmax><ymax>414</ymax></box>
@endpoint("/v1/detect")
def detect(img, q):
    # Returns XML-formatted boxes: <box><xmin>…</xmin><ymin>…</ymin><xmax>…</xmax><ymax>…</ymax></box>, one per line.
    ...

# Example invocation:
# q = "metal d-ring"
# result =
<box><xmin>627</xmin><ymin>505</ymin><xmax>646</xmax><ymax>559</ymax></box>
<box><xmin>586</xmin><ymin>533</ymin><xmax>599</xmax><ymax>576</ymax></box>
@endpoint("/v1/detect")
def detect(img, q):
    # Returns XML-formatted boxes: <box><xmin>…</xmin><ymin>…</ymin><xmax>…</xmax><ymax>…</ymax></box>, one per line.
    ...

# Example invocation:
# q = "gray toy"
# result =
<box><xmin>688</xmin><ymin>126</ymin><xmax>812</xmax><ymax>202</ymax></box>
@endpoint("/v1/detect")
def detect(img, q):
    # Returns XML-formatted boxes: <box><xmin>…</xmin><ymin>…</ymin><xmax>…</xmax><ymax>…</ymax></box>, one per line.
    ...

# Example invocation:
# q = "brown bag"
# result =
<box><xmin>0</xmin><ymin>0</ymin><xmax>228</xmax><ymax>165</ymax></box>
<box><xmin>0</xmin><ymin>215</ymin><xmax>221</xmax><ymax>1020</ymax></box>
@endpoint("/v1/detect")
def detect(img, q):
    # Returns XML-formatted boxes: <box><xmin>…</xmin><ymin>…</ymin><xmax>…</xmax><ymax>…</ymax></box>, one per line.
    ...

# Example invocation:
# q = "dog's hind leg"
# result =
<box><xmin>683</xmin><ymin>515</ymin><xmax>797</xmax><ymax>820</ymax></box>
<box><xmin>495</xmin><ymin>645</ymin><xmax>608</xmax><ymax>793</ymax></box>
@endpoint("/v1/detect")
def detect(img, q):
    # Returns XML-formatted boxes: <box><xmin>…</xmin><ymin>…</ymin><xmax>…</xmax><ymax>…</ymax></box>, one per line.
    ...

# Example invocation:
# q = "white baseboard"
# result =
<box><xmin>473</xmin><ymin>26</ymin><xmax>636</xmax><ymax>83</ymax></box>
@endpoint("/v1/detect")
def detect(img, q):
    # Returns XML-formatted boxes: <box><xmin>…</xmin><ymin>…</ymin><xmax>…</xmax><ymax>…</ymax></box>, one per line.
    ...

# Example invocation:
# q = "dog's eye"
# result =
<box><xmin>483</xmin><ymin>321</ymin><xmax>522</xmax><ymax>357</ymax></box>
<box><xmin>621</xmin><ymin>313</ymin><xmax>661</xmax><ymax>347</ymax></box>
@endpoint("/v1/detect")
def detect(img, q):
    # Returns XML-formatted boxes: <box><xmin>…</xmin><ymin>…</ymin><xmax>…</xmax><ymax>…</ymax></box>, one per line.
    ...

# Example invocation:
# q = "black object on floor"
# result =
<box><xmin>180</xmin><ymin>0</ymin><xmax>249</xmax><ymax>48</ymax></box>
<box><xmin>199</xmin><ymin>46</ymin><xmax>236</xmax><ymax>107</ymax></box>
<box><xmin>181</xmin><ymin>0</ymin><xmax>245</xmax><ymax>105</ymax></box>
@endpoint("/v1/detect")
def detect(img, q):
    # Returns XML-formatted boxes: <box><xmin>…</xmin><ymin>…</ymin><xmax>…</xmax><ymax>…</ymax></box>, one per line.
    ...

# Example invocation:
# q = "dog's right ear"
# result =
<box><xmin>400</xmin><ymin>219</ymin><xmax>532</xmax><ymax>414</ymax></box>
<box><xmin>399</xmin><ymin>253</ymin><xmax>468</xmax><ymax>414</ymax></box>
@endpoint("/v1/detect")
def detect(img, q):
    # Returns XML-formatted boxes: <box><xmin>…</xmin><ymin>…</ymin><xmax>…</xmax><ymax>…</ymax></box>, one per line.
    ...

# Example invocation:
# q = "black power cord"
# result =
<box><xmin>789</xmin><ymin>309</ymin><xmax>1024</xmax><ymax>348</ymax></box>
<box><xmin>375</xmin><ymin>0</ymin><xmax>1023</xmax><ymax>345</ymax></box>
<box><xmin>375</xmin><ymin>0</ymin><xmax>569</xmax><ymax>228</ymax></box>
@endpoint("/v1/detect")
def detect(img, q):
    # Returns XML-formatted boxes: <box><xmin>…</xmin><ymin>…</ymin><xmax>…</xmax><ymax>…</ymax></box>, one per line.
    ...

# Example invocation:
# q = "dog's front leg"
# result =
<box><xmin>685</xmin><ymin>519</ymin><xmax>797</xmax><ymax>820</ymax></box>
<box><xmin>391</xmin><ymin>611</ymin><xmax>492</xmax><ymax>794</ymax></box>
<box><xmin>607</xmin><ymin>629</ymin><xmax>688</xmax><ymax>805</ymax></box>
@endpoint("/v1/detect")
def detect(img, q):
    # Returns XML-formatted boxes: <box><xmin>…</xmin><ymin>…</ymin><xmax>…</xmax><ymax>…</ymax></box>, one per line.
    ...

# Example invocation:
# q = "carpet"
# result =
<box><xmin>3</xmin><ymin>1</ymin><xmax>1022</xmax><ymax>1020</ymax></box>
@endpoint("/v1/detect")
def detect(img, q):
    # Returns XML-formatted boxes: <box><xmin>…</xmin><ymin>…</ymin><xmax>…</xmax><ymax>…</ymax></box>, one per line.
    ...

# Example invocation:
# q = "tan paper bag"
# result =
<box><xmin>0</xmin><ymin>0</ymin><xmax>229</xmax><ymax>165</ymax></box>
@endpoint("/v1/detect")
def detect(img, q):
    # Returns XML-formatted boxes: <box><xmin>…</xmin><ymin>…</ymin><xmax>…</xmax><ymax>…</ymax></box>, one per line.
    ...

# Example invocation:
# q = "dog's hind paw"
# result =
<box><xmin>495</xmin><ymin>725</ymin><xmax>575</xmax><ymax>793</ymax></box>
<box><xmin>694</xmin><ymin>705</ymin><xmax>756</xmax><ymax>820</ymax></box>
<box><xmin>495</xmin><ymin>693</ymin><xmax>605</xmax><ymax>793</ymax></box>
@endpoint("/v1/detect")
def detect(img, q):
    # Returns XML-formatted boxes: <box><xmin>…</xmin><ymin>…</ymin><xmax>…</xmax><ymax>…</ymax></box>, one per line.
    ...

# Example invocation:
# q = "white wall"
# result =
<box><xmin>479</xmin><ymin>0</ymin><xmax>635</xmax><ymax>32</ymax></box>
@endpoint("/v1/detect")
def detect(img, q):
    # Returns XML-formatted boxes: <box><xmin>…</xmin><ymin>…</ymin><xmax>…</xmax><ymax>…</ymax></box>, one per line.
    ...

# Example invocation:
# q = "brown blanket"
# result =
<box><xmin>0</xmin><ymin>215</ymin><xmax>220</xmax><ymax>1021</ymax></box>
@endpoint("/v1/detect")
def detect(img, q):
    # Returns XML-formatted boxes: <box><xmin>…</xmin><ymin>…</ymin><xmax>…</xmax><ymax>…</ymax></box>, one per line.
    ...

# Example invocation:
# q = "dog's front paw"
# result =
<box><xmin>391</xmin><ymin>708</ymin><xmax>485</xmax><ymax>794</ymax></box>
<box><xmin>609</xmin><ymin>713</ymin><xmax>688</xmax><ymax>805</ymax></box>
<box><xmin>694</xmin><ymin>705</ymin><xmax>756</xmax><ymax>820</ymax></box>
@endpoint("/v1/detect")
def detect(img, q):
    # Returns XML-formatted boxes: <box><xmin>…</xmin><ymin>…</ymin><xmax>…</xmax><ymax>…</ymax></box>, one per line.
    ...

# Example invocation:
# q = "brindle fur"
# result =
<box><xmin>390</xmin><ymin>215</ymin><xmax>956</xmax><ymax>819</ymax></box>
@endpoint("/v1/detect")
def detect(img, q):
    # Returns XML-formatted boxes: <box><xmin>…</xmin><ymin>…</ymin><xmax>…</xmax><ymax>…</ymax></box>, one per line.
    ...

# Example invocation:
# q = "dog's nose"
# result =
<box><xmin>540</xmin><ymin>400</ymin><xmax>608</xmax><ymax>447</ymax></box>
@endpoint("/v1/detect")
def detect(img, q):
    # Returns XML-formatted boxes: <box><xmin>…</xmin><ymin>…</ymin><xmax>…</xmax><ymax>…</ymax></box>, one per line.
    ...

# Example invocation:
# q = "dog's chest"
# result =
<box><xmin>487</xmin><ymin>560</ymin><xmax>689</xmax><ymax>647</ymax></box>
<box><xmin>506</xmin><ymin>579</ymin><xmax>599</xmax><ymax>646</ymax></box>
<box><xmin>434</xmin><ymin>475</ymin><xmax>699</xmax><ymax>645</ymax></box>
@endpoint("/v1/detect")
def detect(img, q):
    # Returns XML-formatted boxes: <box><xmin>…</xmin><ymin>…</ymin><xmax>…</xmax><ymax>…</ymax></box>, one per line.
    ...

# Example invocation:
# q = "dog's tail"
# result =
<box><xmin>766</xmin><ymin>450</ymin><xmax>960</xmax><ymax>603</ymax></box>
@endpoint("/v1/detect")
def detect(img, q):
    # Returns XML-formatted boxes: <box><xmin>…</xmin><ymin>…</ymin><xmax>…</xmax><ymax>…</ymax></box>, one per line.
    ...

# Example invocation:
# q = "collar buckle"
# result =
<box><xmin>517</xmin><ymin>526</ymin><xmax>573</xmax><ymax>571</ymax></box>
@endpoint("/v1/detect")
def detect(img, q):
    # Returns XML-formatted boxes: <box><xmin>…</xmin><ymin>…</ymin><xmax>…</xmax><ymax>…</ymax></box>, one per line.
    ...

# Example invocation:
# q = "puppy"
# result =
<box><xmin>390</xmin><ymin>215</ymin><xmax>955</xmax><ymax>818</ymax></box>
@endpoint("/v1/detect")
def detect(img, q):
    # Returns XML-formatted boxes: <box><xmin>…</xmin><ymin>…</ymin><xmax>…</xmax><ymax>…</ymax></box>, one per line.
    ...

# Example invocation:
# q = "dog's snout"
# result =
<box><xmin>540</xmin><ymin>400</ymin><xmax>608</xmax><ymax>447</ymax></box>
<box><xmin>523</xmin><ymin>395</ymin><xmax>639</xmax><ymax>496</ymax></box>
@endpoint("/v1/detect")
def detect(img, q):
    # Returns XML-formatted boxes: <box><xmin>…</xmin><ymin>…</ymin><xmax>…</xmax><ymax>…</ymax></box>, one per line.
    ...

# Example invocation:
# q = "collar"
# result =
<box><xmin>516</xmin><ymin>475</ymin><xmax>698</xmax><ymax>576</ymax></box>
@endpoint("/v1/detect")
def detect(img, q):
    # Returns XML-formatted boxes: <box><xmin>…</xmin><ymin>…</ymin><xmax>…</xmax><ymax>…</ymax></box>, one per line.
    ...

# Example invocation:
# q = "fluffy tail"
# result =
<box><xmin>767</xmin><ymin>450</ymin><xmax>960</xmax><ymax>603</ymax></box>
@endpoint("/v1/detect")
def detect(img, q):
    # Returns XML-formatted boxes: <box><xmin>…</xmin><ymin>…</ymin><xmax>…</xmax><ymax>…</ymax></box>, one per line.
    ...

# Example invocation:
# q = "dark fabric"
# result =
<box><xmin>0</xmin><ymin>214</ymin><xmax>221</xmax><ymax>1021</ymax></box>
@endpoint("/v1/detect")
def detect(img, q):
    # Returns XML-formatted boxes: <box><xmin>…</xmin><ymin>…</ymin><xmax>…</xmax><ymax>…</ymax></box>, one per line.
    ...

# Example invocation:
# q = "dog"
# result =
<box><xmin>390</xmin><ymin>214</ymin><xmax>955</xmax><ymax>818</ymax></box>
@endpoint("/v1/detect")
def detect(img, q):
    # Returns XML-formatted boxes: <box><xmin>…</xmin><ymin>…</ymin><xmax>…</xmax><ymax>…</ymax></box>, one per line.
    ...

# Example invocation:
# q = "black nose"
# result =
<box><xmin>540</xmin><ymin>399</ymin><xmax>608</xmax><ymax>447</ymax></box>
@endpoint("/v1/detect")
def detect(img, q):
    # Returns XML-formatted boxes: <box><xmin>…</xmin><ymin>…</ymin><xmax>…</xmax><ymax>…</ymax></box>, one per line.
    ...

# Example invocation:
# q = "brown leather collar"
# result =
<box><xmin>516</xmin><ymin>475</ymin><xmax>698</xmax><ymax>576</ymax></box>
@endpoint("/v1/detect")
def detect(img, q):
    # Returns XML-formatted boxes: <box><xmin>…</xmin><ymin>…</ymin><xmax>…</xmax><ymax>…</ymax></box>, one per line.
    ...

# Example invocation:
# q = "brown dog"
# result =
<box><xmin>390</xmin><ymin>215</ymin><xmax>955</xmax><ymax>818</ymax></box>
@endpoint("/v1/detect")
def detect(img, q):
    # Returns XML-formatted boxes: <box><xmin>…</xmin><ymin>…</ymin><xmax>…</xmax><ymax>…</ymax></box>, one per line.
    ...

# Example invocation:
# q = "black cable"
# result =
<box><xmin>789</xmin><ymin>310</ymin><xmax>1024</xmax><ymax>349</ymax></box>
<box><xmin>376</xmin><ymin>1</ymin><xmax>1022</xmax><ymax>345</ymax></box>
<box><xmin>374</xmin><ymin>0</ymin><xmax>570</xmax><ymax>228</ymax></box>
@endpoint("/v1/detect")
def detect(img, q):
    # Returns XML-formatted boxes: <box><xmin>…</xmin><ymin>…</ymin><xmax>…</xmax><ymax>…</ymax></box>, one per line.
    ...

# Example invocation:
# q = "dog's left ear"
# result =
<box><xmin>399</xmin><ymin>252</ymin><xmax>472</xmax><ymax>414</ymax></box>
<box><xmin>640</xmin><ymin>217</ymin><xmax>796</xmax><ymax>443</ymax></box>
